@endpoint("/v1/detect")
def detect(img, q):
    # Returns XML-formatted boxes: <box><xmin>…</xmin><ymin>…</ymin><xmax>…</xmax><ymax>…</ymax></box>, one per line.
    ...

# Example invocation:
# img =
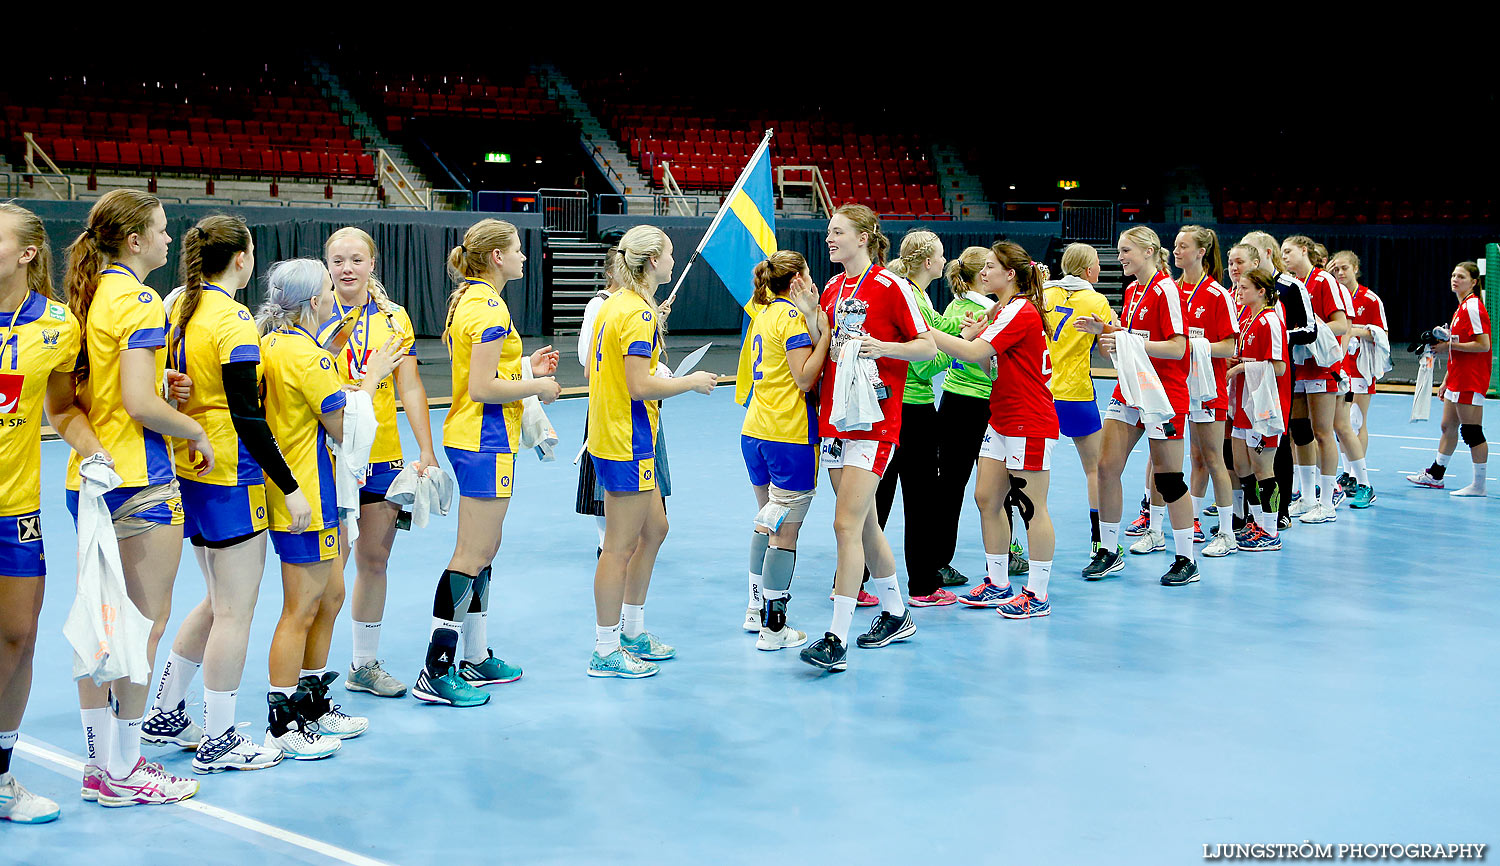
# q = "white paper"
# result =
<box><xmin>672</xmin><ymin>343</ymin><xmax>712</xmax><ymax>379</ymax></box>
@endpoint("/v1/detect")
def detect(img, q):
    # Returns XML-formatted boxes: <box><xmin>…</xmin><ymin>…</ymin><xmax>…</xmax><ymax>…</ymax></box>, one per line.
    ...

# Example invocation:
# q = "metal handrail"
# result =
<box><xmin>375</xmin><ymin>147</ymin><xmax>429</xmax><ymax>209</ymax></box>
<box><xmin>776</xmin><ymin>165</ymin><xmax>833</xmax><ymax>218</ymax></box>
<box><xmin>581</xmin><ymin>135</ymin><xmax>626</xmax><ymax>192</ymax></box>
<box><xmin>658</xmin><ymin>162</ymin><xmax>695</xmax><ymax>217</ymax></box>
<box><xmin>22</xmin><ymin>133</ymin><xmax>74</xmax><ymax>200</ymax></box>
<box><xmin>596</xmin><ymin>192</ymin><xmax>707</xmax><ymax>217</ymax></box>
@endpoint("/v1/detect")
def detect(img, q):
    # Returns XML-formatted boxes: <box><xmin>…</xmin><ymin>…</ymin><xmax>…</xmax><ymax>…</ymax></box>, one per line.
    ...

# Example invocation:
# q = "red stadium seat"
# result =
<box><xmin>356</xmin><ymin>154</ymin><xmax>374</xmax><ymax>178</ymax></box>
<box><xmin>50</xmin><ymin>138</ymin><xmax>76</xmax><ymax>163</ymax></box>
<box><xmin>73</xmin><ymin>140</ymin><xmax>95</xmax><ymax>163</ymax></box>
<box><xmin>182</xmin><ymin>145</ymin><xmax>202</xmax><ymax>169</ymax></box>
<box><xmin>119</xmin><ymin>142</ymin><xmax>140</xmax><ymax>168</ymax></box>
<box><xmin>95</xmin><ymin>141</ymin><xmax>119</xmax><ymax>166</ymax></box>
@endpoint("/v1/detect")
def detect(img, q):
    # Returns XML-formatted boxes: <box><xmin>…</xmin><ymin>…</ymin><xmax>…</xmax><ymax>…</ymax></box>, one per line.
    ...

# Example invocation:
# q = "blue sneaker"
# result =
<box><xmin>1239</xmin><ymin>529</ymin><xmax>1281</xmax><ymax>552</ymax></box>
<box><xmin>1192</xmin><ymin>519</ymin><xmax>1206</xmax><ymax>544</ymax></box>
<box><xmin>587</xmin><ymin>649</ymin><xmax>659</xmax><ymax>678</ymax></box>
<box><xmin>1202</xmin><ymin>503</ymin><xmax>1219</xmax><ymax>517</ymax></box>
<box><xmin>411</xmin><ymin>667</ymin><xmax>490</xmax><ymax>707</ymax></box>
<box><xmin>1330</xmin><ymin>485</ymin><xmax>1346</xmax><ymax>509</ymax></box>
<box><xmin>1233</xmin><ymin>522</ymin><xmax>1258</xmax><ymax>546</ymax></box>
<box><xmin>958</xmin><ymin>579</ymin><xmax>1016</xmax><ymax>607</ymax></box>
<box><xmin>618</xmin><ymin>631</ymin><xmax>676</xmax><ymax>661</ymax></box>
<box><xmin>1350</xmin><ymin>484</ymin><xmax>1376</xmax><ymax>508</ymax></box>
<box><xmin>458</xmin><ymin>650</ymin><xmax>523</xmax><ymax>686</ymax></box>
<box><xmin>997</xmin><ymin>588</ymin><xmax>1049</xmax><ymax>619</ymax></box>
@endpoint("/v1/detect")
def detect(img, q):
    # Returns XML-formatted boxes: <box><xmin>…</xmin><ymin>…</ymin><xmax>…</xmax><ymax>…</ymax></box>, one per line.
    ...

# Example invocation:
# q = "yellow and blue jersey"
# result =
<box><xmin>66</xmin><ymin>266</ymin><xmax>174</xmax><ymax>491</ymax></box>
<box><xmin>168</xmin><ymin>285</ymin><xmax>262</xmax><ymax>486</ymax></box>
<box><xmin>0</xmin><ymin>292</ymin><xmax>81</xmax><ymax>515</ymax></box>
<box><xmin>741</xmin><ymin>298</ymin><xmax>816</xmax><ymax>446</ymax></box>
<box><xmin>319</xmin><ymin>297</ymin><xmax>416</xmax><ymax>463</ymax></box>
<box><xmin>588</xmin><ymin>290</ymin><xmax>659</xmax><ymax>463</ymax></box>
<box><xmin>443</xmin><ymin>280</ymin><xmax>523</xmax><ymax>454</ymax></box>
<box><xmin>260</xmin><ymin>325</ymin><xmax>346</xmax><ymax>532</ymax></box>
<box><xmin>1042</xmin><ymin>283</ymin><xmax>1115</xmax><ymax>402</ymax></box>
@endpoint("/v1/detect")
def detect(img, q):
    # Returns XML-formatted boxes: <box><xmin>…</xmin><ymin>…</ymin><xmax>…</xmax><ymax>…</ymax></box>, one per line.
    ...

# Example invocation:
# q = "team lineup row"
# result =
<box><xmin>0</xmin><ymin>195</ymin><xmax>1490</xmax><ymax>823</ymax></box>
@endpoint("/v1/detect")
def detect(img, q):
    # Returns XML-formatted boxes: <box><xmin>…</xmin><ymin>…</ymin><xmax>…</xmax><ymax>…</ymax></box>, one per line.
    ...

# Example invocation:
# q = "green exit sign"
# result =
<box><xmin>485</xmin><ymin>152</ymin><xmax>511</xmax><ymax>164</ymax></box>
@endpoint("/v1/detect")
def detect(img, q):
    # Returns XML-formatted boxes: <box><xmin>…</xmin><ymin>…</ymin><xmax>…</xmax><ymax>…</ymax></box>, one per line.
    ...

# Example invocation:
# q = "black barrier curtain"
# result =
<box><xmin>24</xmin><ymin>201</ymin><xmax>545</xmax><ymax>337</ymax></box>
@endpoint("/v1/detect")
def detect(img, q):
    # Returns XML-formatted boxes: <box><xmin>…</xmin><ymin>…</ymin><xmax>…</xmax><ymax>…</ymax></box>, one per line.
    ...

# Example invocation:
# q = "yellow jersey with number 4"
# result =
<box><xmin>587</xmin><ymin>290</ymin><xmax>659</xmax><ymax>462</ymax></box>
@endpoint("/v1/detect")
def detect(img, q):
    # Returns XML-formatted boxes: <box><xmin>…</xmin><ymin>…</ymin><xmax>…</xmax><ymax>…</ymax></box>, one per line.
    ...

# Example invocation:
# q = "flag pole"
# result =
<box><xmin>661</xmin><ymin>128</ymin><xmax>775</xmax><ymax>310</ymax></box>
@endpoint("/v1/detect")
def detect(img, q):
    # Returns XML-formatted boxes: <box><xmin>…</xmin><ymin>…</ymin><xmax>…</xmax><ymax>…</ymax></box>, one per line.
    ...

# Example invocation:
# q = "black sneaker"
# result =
<box><xmin>1160</xmin><ymin>555</ymin><xmax>1200</xmax><ymax>587</ymax></box>
<box><xmin>1081</xmin><ymin>544</ymin><xmax>1125</xmax><ymax>580</ymax></box>
<box><xmin>799</xmin><ymin>633</ymin><xmax>848</xmax><ymax>671</ymax></box>
<box><xmin>1278</xmin><ymin>514</ymin><xmax>1293</xmax><ymax>531</ymax></box>
<box><xmin>141</xmin><ymin>700</ymin><xmax>203</xmax><ymax>749</ymax></box>
<box><xmin>938</xmin><ymin>565</ymin><xmax>970</xmax><ymax>587</ymax></box>
<box><xmin>1337</xmin><ymin>472</ymin><xmax>1358</xmax><ymax>495</ymax></box>
<box><xmin>856</xmin><ymin>610</ymin><xmax>917</xmax><ymax>648</ymax></box>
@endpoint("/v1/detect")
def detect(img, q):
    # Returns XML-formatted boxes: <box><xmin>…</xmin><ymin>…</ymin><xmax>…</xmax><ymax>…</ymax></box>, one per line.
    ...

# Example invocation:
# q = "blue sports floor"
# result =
<box><xmin>6</xmin><ymin>387</ymin><xmax>1497</xmax><ymax>865</ymax></box>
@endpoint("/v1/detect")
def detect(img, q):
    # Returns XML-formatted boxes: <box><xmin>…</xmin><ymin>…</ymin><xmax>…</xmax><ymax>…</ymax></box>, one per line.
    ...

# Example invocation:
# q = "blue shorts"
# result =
<box><xmin>591</xmin><ymin>454</ymin><xmax>657</xmax><ymax>493</ymax></box>
<box><xmin>65</xmin><ymin>485</ymin><xmax>184</xmax><ymax>527</ymax></box>
<box><xmin>1055</xmin><ymin>398</ymin><xmax>1103</xmax><ymax>439</ymax></box>
<box><xmin>445</xmin><ymin>447</ymin><xmax>515</xmax><ymax>499</ymax></box>
<box><xmin>180</xmin><ymin>479</ymin><xmax>268</xmax><ymax>544</ymax></box>
<box><xmin>360</xmin><ymin>460</ymin><xmax>405</xmax><ymax>506</ymax></box>
<box><xmin>270</xmin><ymin>525</ymin><xmax>340</xmax><ymax>564</ymax></box>
<box><xmin>741</xmin><ymin>436</ymin><xmax>816</xmax><ymax>492</ymax></box>
<box><xmin>0</xmin><ymin>511</ymin><xmax>45</xmax><ymax>577</ymax></box>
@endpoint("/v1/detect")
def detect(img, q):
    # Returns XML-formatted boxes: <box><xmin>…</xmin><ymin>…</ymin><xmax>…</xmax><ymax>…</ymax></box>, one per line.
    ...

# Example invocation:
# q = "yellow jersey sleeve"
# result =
<box><xmin>617</xmin><ymin>304</ymin><xmax>658</xmax><ymax>367</ymax></box>
<box><xmin>115</xmin><ymin>284</ymin><xmax>169</xmax><ymax>352</ymax></box>
<box><xmin>215</xmin><ymin>302</ymin><xmax>262</xmax><ymax>366</ymax></box>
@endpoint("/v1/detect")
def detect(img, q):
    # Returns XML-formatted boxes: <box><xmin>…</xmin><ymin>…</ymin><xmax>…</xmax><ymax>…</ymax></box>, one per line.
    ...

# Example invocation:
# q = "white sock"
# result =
<box><xmin>106</xmin><ymin>715</ymin><xmax>142</xmax><ymax>780</ymax></box>
<box><xmin>80</xmin><ymin>708</ymin><xmax>110</xmax><ymax>770</ymax></box>
<box><xmin>1318</xmin><ymin>475</ymin><xmax>1336</xmax><ymax>507</ymax></box>
<box><xmin>1470</xmin><ymin>463</ymin><xmax>1488</xmax><ymax>492</ymax></box>
<box><xmin>1172</xmin><ymin>527</ymin><xmax>1195</xmax><ymax>561</ymax></box>
<box><xmin>153</xmin><ymin>650</ymin><xmax>200</xmax><ymax>711</ymax></box>
<box><xmin>351</xmin><ymin>620</ymin><xmax>382</xmax><ymax>668</ymax></box>
<box><xmin>594</xmin><ymin>621</ymin><xmax>621</xmax><ymax>656</ymax></box>
<box><xmin>1351</xmin><ymin>458</ymin><xmax>1369</xmax><ymax>486</ymax></box>
<box><xmin>1250</xmin><ymin>503</ymin><xmax>1267</xmax><ymax>529</ymax></box>
<box><xmin>203</xmin><ymin>688</ymin><xmax>237</xmax><ymax>739</ymax></box>
<box><xmin>595</xmin><ymin>516</ymin><xmax>607</xmax><ymax>547</ymax></box>
<box><xmin>1149</xmin><ymin>505</ymin><xmax>1165</xmax><ymax>533</ymax></box>
<box><xmin>462</xmin><ymin>611</ymin><xmax>489</xmax><ymax>663</ymax></box>
<box><xmin>299</xmin><ymin>667</ymin><xmax>327</xmax><ymax>681</ymax></box>
<box><xmin>829</xmin><ymin>595</ymin><xmax>856</xmax><ymax>644</ymax></box>
<box><xmin>1233</xmin><ymin>488</ymin><xmax>1246</xmax><ymax>519</ymax></box>
<box><xmin>621</xmin><ymin>603</ymin><xmax>646</xmax><ymax>639</ymax></box>
<box><xmin>270</xmin><ymin>684</ymin><xmax>297</xmax><ymax>697</ymax></box>
<box><xmin>984</xmin><ymin>552</ymin><xmax>1010</xmax><ymax>589</ymax></box>
<box><xmin>1191</xmin><ymin>495</ymin><xmax>1205</xmax><ymax>517</ymax></box>
<box><xmin>1100</xmin><ymin>521</ymin><xmax>1120</xmax><ymax>552</ymax></box>
<box><xmin>748</xmin><ymin>569</ymin><xmax>762</xmax><ymax>609</ymax></box>
<box><xmin>1261</xmin><ymin>506</ymin><xmax>1279</xmax><ymax>538</ymax></box>
<box><xmin>1296</xmin><ymin>464</ymin><xmax>1315</xmax><ymax>498</ymax></box>
<box><xmin>869</xmin><ymin>575</ymin><xmax>905</xmax><ymax>616</ymax></box>
<box><xmin>1436</xmin><ymin>451</ymin><xmax>1453</xmax><ymax>468</ymax></box>
<box><xmin>1027</xmin><ymin>560</ymin><xmax>1052</xmax><ymax>600</ymax></box>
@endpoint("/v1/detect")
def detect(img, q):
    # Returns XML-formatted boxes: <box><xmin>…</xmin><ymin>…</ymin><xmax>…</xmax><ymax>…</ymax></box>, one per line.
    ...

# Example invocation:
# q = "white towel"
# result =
<box><xmin>384</xmin><ymin>464</ymin><xmax>454</xmax><ymax>528</ymax></box>
<box><xmin>332</xmin><ymin>389</ymin><xmax>377</xmax><ymax>543</ymax></box>
<box><xmin>1411</xmin><ymin>350</ymin><xmax>1435</xmax><ymax>422</ymax></box>
<box><xmin>519</xmin><ymin>356</ymin><xmax>559</xmax><ymax>461</ymax></box>
<box><xmin>1242</xmin><ymin>361</ymin><xmax>1285</xmax><ymax>438</ymax></box>
<box><xmin>1293</xmin><ymin>318</ymin><xmax>1343</xmax><ymax>367</ymax></box>
<box><xmin>1353</xmin><ymin>324</ymin><xmax>1392</xmax><ymax>383</ymax></box>
<box><xmin>1187</xmin><ymin>336</ymin><xmax>1217</xmax><ymax>411</ymax></box>
<box><xmin>829</xmin><ymin>339</ymin><xmax>883</xmax><ymax>432</ymax></box>
<box><xmin>1111</xmin><ymin>331</ymin><xmax>1175</xmax><ymax>426</ymax></box>
<box><xmin>63</xmin><ymin>455</ymin><xmax>154</xmax><ymax>686</ymax></box>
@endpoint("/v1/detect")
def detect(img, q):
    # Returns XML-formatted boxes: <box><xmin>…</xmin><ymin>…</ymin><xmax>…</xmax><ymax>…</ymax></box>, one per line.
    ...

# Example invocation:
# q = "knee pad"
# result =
<box><xmin>468</xmin><ymin>565</ymin><xmax>491</xmax><ymax>613</ymax></box>
<box><xmin>761</xmin><ymin>546</ymin><xmax>796</xmax><ymax>593</ymax></box>
<box><xmin>433</xmin><ymin>569</ymin><xmax>475</xmax><ymax>620</ymax></box>
<box><xmin>1154</xmin><ymin>471</ymin><xmax>1188</xmax><ymax>504</ymax></box>
<box><xmin>1240</xmin><ymin>475</ymin><xmax>1260</xmax><ymax>506</ymax></box>
<box><xmin>1257</xmin><ymin>478</ymin><xmax>1281</xmax><ymax>515</ymax></box>
<box><xmin>1003</xmin><ymin>477</ymin><xmax>1035</xmax><ymax>527</ymax></box>
<box><xmin>1290</xmin><ymin>417</ymin><xmax>1315</xmax><ymax>446</ymax></box>
<box><xmin>754</xmin><ymin>485</ymin><xmax>816</xmax><ymax>532</ymax></box>
<box><xmin>1461</xmin><ymin>424</ymin><xmax>1486</xmax><ymax>447</ymax></box>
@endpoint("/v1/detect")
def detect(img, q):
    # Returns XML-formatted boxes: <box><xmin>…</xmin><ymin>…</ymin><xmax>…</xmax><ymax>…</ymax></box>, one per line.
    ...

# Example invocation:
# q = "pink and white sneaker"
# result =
<box><xmin>96</xmin><ymin>758</ymin><xmax>199</xmax><ymax>807</ymax></box>
<box><xmin>80</xmin><ymin>766</ymin><xmax>104</xmax><ymax>801</ymax></box>
<box><xmin>908</xmin><ymin>589</ymin><xmax>958</xmax><ymax>607</ymax></box>
<box><xmin>826</xmin><ymin>589</ymin><xmax>882</xmax><ymax>607</ymax></box>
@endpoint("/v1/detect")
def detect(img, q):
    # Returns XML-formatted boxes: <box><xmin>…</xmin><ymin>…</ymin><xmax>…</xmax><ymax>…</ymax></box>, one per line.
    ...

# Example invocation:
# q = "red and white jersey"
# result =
<box><xmin>1443</xmin><ymin>293</ymin><xmax>1492</xmax><ymax>395</ymax></box>
<box><xmin>1345</xmin><ymin>284</ymin><xmax>1388</xmax><ymax>369</ymax></box>
<box><xmin>1233</xmin><ymin>306</ymin><xmax>1291</xmax><ymax>431</ymax></box>
<box><xmin>1296</xmin><ymin>266</ymin><xmax>1348</xmax><ymax>384</ymax></box>
<box><xmin>1111</xmin><ymin>271</ymin><xmax>1189</xmax><ymax>413</ymax></box>
<box><xmin>980</xmin><ymin>296</ymin><xmax>1059</xmax><ymax>439</ymax></box>
<box><xmin>1180</xmin><ymin>275</ymin><xmax>1239</xmax><ymax>410</ymax></box>
<box><xmin>817</xmin><ymin>263</ymin><xmax>928</xmax><ymax>443</ymax></box>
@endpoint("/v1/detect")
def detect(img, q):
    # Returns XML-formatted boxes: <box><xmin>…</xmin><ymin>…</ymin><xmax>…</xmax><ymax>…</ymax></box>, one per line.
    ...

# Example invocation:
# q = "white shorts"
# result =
<box><xmin>1294</xmin><ymin>377</ymin><xmax>1349</xmax><ymax>395</ymax></box>
<box><xmin>1188</xmin><ymin>406</ymin><xmax>1228</xmax><ymax>424</ymax></box>
<box><xmin>1231</xmin><ymin>427</ymin><xmax>1281</xmax><ymax>450</ymax></box>
<box><xmin>1103</xmin><ymin>399</ymin><xmax>1186</xmax><ymax>441</ymax></box>
<box><xmin>978</xmin><ymin>426</ymin><xmax>1055</xmax><ymax>471</ymax></box>
<box><xmin>1444</xmin><ymin>390</ymin><xmax>1485</xmax><ymax>406</ymax></box>
<box><xmin>819</xmin><ymin>437</ymin><xmax>896</xmax><ymax>478</ymax></box>
<box><xmin>1349</xmin><ymin>377</ymin><xmax>1376</xmax><ymax>395</ymax></box>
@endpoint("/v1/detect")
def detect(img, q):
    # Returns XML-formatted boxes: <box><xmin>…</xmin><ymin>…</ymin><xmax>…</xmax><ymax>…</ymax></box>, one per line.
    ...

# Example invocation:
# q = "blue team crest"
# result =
<box><xmin>138</xmin><ymin>291</ymin><xmax>153</xmax><ymax>304</ymax></box>
<box><xmin>238</xmin><ymin>310</ymin><xmax>252</xmax><ymax>322</ymax></box>
<box><xmin>320</xmin><ymin>357</ymin><xmax>332</xmax><ymax>370</ymax></box>
<box><xmin>789</xmin><ymin>309</ymin><xmax>799</xmax><ymax>318</ymax></box>
<box><xmin>41</xmin><ymin>329</ymin><xmax>60</xmax><ymax>346</ymax></box>
<box><xmin>487</xmin><ymin>299</ymin><xmax>499</xmax><ymax>307</ymax></box>
<box><xmin>641</xmin><ymin>311</ymin><xmax>652</xmax><ymax>322</ymax></box>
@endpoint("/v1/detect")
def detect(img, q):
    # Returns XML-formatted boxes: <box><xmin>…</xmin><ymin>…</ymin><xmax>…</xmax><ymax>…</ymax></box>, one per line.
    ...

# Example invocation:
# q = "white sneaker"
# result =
<box><xmin>192</xmin><ymin>727</ymin><xmax>283</xmax><ymax>774</ymax></box>
<box><xmin>266</xmin><ymin>725</ymin><xmax>341</xmax><ymax>760</ymax></box>
<box><xmin>96</xmin><ymin>758</ymin><xmax>199</xmax><ymax>807</ymax></box>
<box><xmin>1202</xmin><ymin>532</ymin><xmax>1238</xmax><ymax>558</ymax></box>
<box><xmin>312</xmin><ymin>705</ymin><xmax>369</xmax><ymax>739</ymax></box>
<box><xmin>756</xmin><ymin>625</ymin><xmax>809</xmax><ymax>651</ymax></box>
<box><xmin>1288</xmin><ymin>497</ymin><xmax>1315</xmax><ymax>517</ymax></box>
<box><xmin>1450</xmin><ymin>484</ymin><xmax>1487</xmax><ymax>497</ymax></box>
<box><xmin>1129</xmin><ymin>528</ymin><xmax>1165</xmax><ymax>554</ymax></box>
<box><xmin>0</xmin><ymin>773</ymin><xmax>61</xmax><ymax>824</ymax></box>
<box><xmin>80</xmin><ymin>765</ymin><xmax>104</xmax><ymax>801</ymax></box>
<box><xmin>1298</xmin><ymin>502</ymin><xmax>1337</xmax><ymax>524</ymax></box>
<box><xmin>743</xmin><ymin>607</ymin><xmax>761</xmax><ymax>633</ymax></box>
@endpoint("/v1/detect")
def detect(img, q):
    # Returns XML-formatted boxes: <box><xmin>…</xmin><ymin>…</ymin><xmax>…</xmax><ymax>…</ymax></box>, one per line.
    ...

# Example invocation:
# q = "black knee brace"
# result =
<box><xmin>1290</xmin><ymin>417</ymin><xmax>1315</xmax><ymax>446</ymax></box>
<box><xmin>1240</xmin><ymin>475</ymin><xmax>1260</xmax><ymax>507</ymax></box>
<box><xmin>1005</xmin><ymin>479</ymin><xmax>1035</xmax><ymax>527</ymax></box>
<box><xmin>1461</xmin><ymin>424</ymin><xmax>1486</xmax><ymax>447</ymax></box>
<box><xmin>468</xmin><ymin>565</ymin><xmax>492</xmax><ymax>614</ymax></box>
<box><xmin>1258</xmin><ymin>477</ymin><xmax>1281</xmax><ymax>515</ymax></box>
<box><xmin>1154</xmin><ymin>471</ymin><xmax>1188</xmax><ymax>504</ymax></box>
<box><xmin>432</xmin><ymin>569</ymin><xmax>475</xmax><ymax>621</ymax></box>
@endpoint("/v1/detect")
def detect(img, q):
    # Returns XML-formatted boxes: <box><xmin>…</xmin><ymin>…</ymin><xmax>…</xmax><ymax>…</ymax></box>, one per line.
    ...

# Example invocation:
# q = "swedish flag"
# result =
<box><xmin>694</xmin><ymin>132</ymin><xmax>777</xmax><ymax>405</ymax></box>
